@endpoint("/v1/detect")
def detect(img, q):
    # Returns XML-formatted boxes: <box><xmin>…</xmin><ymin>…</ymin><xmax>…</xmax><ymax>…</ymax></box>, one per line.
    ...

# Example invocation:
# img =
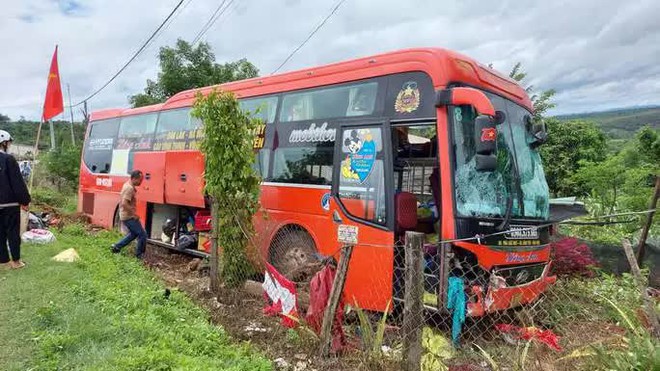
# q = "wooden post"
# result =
<box><xmin>622</xmin><ymin>239</ymin><xmax>660</xmax><ymax>338</ymax></box>
<box><xmin>209</xmin><ymin>198</ymin><xmax>220</xmax><ymax>294</ymax></box>
<box><xmin>436</xmin><ymin>242</ymin><xmax>450</xmax><ymax>309</ymax></box>
<box><xmin>319</xmin><ymin>244</ymin><xmax>354</xmax><ymax>357</ymax></box>
<box><xmin>636</xmin><ymin>175</ymin><xmax>659</xmax><ymax>263</ymax></box>
<box><xmin>402</xmin><ymin>231</ymin><xmax>424</xmax><ymax>371</ymax></box>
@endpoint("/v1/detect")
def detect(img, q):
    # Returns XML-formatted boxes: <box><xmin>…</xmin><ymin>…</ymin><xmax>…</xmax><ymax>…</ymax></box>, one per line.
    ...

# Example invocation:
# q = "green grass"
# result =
<box><xmin>0</xmin><ymin>230</ymin><xmax>271</xmax><ymax>371</ymax></box>
<box><xmin>31</xmin><ymin>187</ymin><xmax>77</xmax><ymax>213</ymax></box>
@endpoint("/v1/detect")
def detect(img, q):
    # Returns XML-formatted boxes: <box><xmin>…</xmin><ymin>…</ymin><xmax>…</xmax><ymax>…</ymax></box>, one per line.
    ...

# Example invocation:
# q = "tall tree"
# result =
<box><xmin>508</xmin><ymin>62</ymin><xmax>557</xmax><ymax>122</ymax></box>
<box><xmin>129</xmin><ymin>39</ymin><xmax>259</xmax><ymax>108</ymax></box>
<box><xmin>539</xmin><ymin>119</ymin><xmax>608</xmax><ymax>197</ymax></box>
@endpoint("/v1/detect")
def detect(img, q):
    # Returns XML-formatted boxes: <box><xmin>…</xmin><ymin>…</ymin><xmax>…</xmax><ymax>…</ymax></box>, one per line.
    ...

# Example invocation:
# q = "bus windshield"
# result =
<box><xmin>452</xmin><ymin>92</ymin><xmax>549</xmax><ymax>219</ymax></box>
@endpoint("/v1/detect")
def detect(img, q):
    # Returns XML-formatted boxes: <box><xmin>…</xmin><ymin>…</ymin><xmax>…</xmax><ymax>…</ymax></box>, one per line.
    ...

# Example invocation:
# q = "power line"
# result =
<box><xmin>190</xmin><ymin>0</ymin><xmax>234</xmax><ymax>46</ymax></box>
<box><xmin>72</xmin><ymin>0</ymin><xmax>186</xmax><ymax>107</ymax></box>
<box><xmin>157</xmin><ymin>0</ymin><xmax>196</xmax><ymax>38</ymax></box>
<box><xmin>190</xmin><ymin>0</ymin><xmax>228</xmax><ymax>45</ymax></box>
<box><xmin>271</xmin><ymin>0</ymin><xmax>347</xmax><ymax>75</ymax></box>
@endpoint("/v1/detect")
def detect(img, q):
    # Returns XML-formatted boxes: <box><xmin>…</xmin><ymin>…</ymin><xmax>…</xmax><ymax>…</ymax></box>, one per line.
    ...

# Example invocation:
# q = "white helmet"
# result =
<box><xmin>0</xmin><ymin>130</ymin><xmax>12</xmax><ymax>143</ymax></box>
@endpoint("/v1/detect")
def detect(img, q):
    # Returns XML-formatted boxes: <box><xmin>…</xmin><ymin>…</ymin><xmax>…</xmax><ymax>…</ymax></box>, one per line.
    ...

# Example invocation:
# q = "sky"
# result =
<box><xmin>1</xmin><ymin>0</ymin><xmax>659</xmax><ymax>121</ymax></box>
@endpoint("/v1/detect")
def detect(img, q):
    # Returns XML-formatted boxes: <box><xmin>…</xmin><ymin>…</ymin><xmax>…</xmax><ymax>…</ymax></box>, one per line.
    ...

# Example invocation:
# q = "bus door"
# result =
<box><xmin>329</xmin><ymin>121</ymin><xmax>395</xmax><ymax>312</ymax></box>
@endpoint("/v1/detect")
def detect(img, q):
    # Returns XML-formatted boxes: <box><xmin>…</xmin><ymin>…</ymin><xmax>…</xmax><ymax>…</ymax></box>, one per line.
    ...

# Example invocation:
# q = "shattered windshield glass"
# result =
<box><xmin>452</xmin><ymin>92</ymin><xmax>549</xmax><ymax>219</ymax></box>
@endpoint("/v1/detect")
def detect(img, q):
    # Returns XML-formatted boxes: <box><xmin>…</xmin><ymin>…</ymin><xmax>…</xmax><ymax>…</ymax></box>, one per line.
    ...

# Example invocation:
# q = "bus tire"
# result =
<box><xmin>269</xmin><ymin>228</ymin><xmax>318</xmax><ymax>282</ymax></box>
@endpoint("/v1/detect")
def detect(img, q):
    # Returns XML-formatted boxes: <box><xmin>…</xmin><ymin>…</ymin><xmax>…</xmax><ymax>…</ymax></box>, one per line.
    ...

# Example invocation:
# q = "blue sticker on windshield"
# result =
<box><xmin>341</xmin><ymin>129</ymin><xmax>376</xmax><ymax>183</ymax></box>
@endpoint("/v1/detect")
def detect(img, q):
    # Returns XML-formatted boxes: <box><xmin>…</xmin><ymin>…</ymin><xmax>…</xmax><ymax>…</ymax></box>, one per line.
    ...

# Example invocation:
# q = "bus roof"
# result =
<box><xmin>91</xmin><ymin>47</ymin><xmax>532</xmax><ymax>120</ymax></box>
<box><xmin>89</xmin><ymin>104</ymin><xmax>164</xmax><ymax>121</ymax></box>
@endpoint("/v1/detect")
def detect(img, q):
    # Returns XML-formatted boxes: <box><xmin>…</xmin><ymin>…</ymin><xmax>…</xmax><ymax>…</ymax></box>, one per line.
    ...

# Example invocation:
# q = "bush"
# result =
<box><xmin>550</xmin><ymin>237</ymin><xmax>598</xmax><ymax>277</ymax></box>
<box><xmin>41</xmin><ymin>144</ymin><xmax>82</xmax><ymax>192</ymax></box>
<box><xmin>32</xmin><ymin>187</ymin><xmax>70</xmax><ymax>209</ymax></box>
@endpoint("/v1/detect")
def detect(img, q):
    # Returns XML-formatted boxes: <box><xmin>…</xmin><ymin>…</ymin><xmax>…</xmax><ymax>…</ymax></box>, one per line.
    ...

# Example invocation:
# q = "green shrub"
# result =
<box><xmin>32</xmin><ymin>187</ymin><xmax>70</xmax><ymax>208</ymax></box>
<box><xmin>40</xmin><ymin>144</ymin><xmax>82</xmax><ymax>192</ymax></box>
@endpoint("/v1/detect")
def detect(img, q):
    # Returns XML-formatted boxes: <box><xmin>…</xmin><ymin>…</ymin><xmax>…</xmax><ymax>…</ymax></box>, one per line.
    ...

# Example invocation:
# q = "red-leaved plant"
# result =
<box><xmin>550</xmin><ymin>237</ymin><xmax>598</xmax><ymax>277</ymax></box>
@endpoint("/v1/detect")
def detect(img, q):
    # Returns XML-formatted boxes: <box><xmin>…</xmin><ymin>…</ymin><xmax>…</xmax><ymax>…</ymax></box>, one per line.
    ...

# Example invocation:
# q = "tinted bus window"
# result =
<box><xmin>157</xmin><ymin>108</ymin><xmax>194</xmax><ymax>133</ymax></box>
<box><xmin>83</xmin><ymin>118</ymin><xmax>120</xmax><ymax>174</ymax></box>
<box><xmin>116</xmin><ymin>113</ymin><xmax>158</xmax><ymax>150</ymax></box>
<box><xmin>112</xmin><ymin>113</ymin><xmax>157</xmax><ymax>174</ymax></box>
<box><xmin>280</xmin><ymin>82</ymin><xmax>378</xmax><ymax>122</ymax></box>
<box><xmin>153</xmin><ymin>108</ymin><xmax>203</xmax><ymax>151</ymax></box>
<box><xmin>269</xmin><ymin>146</ymin><xmax>333</xmax><ymax>185</ymax></box>
<box><xmin>240</xmin><ymin>96</ymin><xmax>278</xmax><ymax>123</ymax></box>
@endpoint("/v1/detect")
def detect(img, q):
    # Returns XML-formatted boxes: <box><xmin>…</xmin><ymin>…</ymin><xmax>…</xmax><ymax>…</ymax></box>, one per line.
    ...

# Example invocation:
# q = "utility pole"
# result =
<box><xmin>67</xmin><ymin>83</ymin><xmax>76</xmax><ymax>146</ymax></box>
<box><xmin>49</xmin><ymin>120</ymin><xmax>56</xmax><ymax>150</ymax></box>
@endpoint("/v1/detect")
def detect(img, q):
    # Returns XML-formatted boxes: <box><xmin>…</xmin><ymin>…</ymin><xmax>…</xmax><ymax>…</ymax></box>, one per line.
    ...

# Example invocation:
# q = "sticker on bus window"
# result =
<box><xmin>340</xmin><ymin>129</ymin><xmax>376</xmax><ymax>183</ymax></box>
<box><xmin>394</xmin><ymin>81</ymin><xmax>420</xmax><ymax>114</ymax></box>
<box><xmin>337</xmin><ymin>224</ymin><xmax>358</xmax><ymax>245</ymax></box>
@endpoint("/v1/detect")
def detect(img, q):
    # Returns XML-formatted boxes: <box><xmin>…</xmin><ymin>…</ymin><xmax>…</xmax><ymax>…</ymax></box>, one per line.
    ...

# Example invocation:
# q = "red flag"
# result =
<box><xmin>480</xmin><ymin>127</ymin><xmax>497</xmax><ymax>142</ymax></box>
<box><xmin>42</xmin><ymin>46</ymin><xmax>64</xmax><ymax>121</ymax></box>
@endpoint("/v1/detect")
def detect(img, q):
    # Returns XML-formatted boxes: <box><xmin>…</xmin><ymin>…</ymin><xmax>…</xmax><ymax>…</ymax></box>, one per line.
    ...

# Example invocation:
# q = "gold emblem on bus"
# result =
<box><xmin>394</xmin><ymin>81</ymin><xmax>420</xmax><ymax>113</ymax></box>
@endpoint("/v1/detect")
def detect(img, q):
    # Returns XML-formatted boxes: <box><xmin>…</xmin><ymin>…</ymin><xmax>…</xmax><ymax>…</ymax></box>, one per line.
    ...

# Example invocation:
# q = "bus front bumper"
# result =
<box><xmin>467</xmin><ymin>262</ymin><xmax>556</xmax><ymax>317</ymax></box>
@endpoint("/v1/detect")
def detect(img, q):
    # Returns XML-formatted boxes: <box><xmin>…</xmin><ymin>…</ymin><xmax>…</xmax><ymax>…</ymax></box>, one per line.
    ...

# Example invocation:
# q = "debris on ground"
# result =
<box><xmin>188</xmin><ymin>258</ymin><xmax>202</xmax><ymax>272</ymax></box>
<box><xmin>52</xmin><ymin>248</ymin><xmax>80</xmax><ymax>262</ymax></box>
<box><xmin>22</xmin><ymin>229</ymin><xmax>56</xmax><ymax>244</ymax></box>
<box><xmin>244</xmin><ymin>321</ymin><xmax>269</xmax><ymax>334</ymax></box>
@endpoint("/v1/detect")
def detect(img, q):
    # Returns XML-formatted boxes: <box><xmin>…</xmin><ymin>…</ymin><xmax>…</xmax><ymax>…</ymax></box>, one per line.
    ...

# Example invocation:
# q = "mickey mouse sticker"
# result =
<box><xmin>341</xmin><ymin>129</ymin><xmax>376</xmax><ymax>183</ymax></box>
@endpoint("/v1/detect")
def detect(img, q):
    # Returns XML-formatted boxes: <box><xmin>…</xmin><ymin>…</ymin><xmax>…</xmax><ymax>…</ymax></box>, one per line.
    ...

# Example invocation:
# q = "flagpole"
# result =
<box><xmin>29</xmin><ymin>120</ymin><xmax>43</xmax><ymax>191</ymax></box>
<box><xmin>67</xmin><ymin>83</ymin><xmax>75</xmax><ymax>146</ymax></box>
<box><xmin>49</xmin><ymin>120</ymin><xmax>56</xmax><ymax>150</ymax></box>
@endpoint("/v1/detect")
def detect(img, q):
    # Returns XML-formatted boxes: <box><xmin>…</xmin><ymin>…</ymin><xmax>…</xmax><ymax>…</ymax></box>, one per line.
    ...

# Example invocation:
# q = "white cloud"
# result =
<box><xmin>1</xmin><ymin>0</ymin><xmax>659</xmax><ymax>120</ymax></box>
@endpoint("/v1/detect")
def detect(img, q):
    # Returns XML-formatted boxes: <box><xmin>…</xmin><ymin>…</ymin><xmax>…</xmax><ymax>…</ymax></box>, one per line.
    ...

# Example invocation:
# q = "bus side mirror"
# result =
<box><xmin>526</xmin><ymin>115</ymin><xmax>548</xmax><ymax>149</ymax></box>
<box><xmin>436</xmin><ymin>87</ymin><xmax>495</xmax><ymax>116</ymax></box>
<box><xmin>475</xmin><ymin>115</ymin><xmax>497</xmax><ymax>155</ymax></box>
<box><xmin>475</xmin><ymin>115</ymin><xmax>498</xmax><ymax>172</ymax></box>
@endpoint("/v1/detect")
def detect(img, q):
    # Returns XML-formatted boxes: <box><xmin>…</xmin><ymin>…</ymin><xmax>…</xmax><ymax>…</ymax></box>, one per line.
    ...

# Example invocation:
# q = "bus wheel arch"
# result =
<box><xmin>268</xmin><ymin>224</ymin><xmax>318</xmax><ymax>281</ymax></box>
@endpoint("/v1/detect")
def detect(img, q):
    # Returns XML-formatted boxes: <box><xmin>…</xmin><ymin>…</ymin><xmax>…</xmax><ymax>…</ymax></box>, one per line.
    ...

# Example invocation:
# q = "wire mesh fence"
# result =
<box><xmin>197</xmin><ymin>202</ymin><xmax>658</xmax><ymax>371</ymax></box>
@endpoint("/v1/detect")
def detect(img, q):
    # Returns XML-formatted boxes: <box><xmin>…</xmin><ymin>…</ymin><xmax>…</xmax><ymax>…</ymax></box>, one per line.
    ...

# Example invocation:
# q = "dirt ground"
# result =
<box><xmin>142</xmin><ymin>244</ymin><xmax>403</xmax><ymax>371</ymax></box>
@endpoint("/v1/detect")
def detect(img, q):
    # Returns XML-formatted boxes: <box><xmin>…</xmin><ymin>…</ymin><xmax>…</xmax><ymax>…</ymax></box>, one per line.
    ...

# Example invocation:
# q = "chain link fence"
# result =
<box><xmin>195</xmin><ymin>201</ymin><xmax>658</xmax><ymax>371</ymax></box>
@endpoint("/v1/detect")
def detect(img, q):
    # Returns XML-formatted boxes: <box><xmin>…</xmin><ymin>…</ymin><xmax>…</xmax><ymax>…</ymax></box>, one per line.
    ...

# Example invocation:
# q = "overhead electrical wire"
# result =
<box><xmin>72</xmin><ymin>0</ymin><xmax>186</xmax><ymax>107</ymax></box>
<box><xmin>271</xmin><ymin>0</ymin><xmax>348</xmax><ymax>75</ymax></box>
<box><xmin>190</xmin><ymin>0</ymin><xmax>235</xmax><ymax>46</ymax></box>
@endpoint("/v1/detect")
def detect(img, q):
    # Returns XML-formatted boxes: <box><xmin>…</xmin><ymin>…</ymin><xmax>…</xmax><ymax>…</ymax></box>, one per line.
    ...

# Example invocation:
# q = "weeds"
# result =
<box><xmin>558</xmin><ymin>295</ymin><xmax>660</xmax><ymax>370</ymax></box>
<box><xmin>353</xmin><ymin>300</ymin><xmax>391</xmax><ymax>359</ymax></box>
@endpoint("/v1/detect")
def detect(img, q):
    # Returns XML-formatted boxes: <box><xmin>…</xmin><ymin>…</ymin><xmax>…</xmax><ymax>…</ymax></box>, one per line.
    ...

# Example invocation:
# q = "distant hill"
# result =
<box><xmin>555</xmin><ymin>106</ymin><xmax>660</xmax><ymax>138</ymax></box>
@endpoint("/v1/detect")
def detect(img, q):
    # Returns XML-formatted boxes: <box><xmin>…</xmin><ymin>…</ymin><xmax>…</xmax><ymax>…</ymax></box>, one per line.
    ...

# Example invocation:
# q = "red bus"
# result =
<box><xmin>79</xmin><ymin>48</ymin><xmax>556</xmax><ymax>316</ymax></box>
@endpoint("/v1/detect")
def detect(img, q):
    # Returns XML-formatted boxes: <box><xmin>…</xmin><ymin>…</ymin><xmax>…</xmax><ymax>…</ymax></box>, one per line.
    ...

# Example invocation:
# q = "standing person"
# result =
<box><xmin>0</xmin><ymin>130</ymin><xmax>31</xmax><ymax>269</ymax></box>
<box><xmin>20</xmin><ymin>161</ymin><xmax>31</xmax><ymax>183</ymax></box>
<box><xmin>111</xmin><ymin>170</ymin><xmax>147</xmax><ymax>259</ymax></box>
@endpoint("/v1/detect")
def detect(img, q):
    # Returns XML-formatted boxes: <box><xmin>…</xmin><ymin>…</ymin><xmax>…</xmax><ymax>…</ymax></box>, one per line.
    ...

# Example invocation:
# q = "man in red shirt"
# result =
<box><xmin>111</xmin><ymin>170</ymin><xmax>147</xmax><ymax>259</ymax></box>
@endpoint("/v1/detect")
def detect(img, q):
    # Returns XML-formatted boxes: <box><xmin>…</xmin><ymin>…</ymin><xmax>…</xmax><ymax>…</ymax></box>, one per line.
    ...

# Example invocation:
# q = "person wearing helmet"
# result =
<box><xmin>0</xmin><ymin>130</ymin><xmax>31</xmax><ymax>269</ymax></box>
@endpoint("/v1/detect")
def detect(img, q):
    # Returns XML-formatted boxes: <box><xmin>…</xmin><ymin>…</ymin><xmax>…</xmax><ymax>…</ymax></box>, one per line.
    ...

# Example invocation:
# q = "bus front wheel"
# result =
<box><xmin>269</xmin><ymin>229</ymin><xmax>318</xmax><ymax>282</ymax></box>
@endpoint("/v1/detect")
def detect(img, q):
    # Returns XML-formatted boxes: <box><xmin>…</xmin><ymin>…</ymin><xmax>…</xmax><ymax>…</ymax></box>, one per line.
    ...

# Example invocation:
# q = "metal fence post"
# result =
<box><xmin>402</xmin><ymin>231</ymin><xmax>424</xmax><ymax>371</ymax></box>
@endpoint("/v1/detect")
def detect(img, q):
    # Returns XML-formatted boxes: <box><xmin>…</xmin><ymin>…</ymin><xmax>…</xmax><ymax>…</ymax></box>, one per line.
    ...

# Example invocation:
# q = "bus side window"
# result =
<box><xmin>83</xmin><ymin>118</ymin><xmax>120</xmax><ymax>174</ymax></box>
<box><xmin>338</xmin><ymin>126</ymin><xmax>386</xmax><ymax>225</ymax></box>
